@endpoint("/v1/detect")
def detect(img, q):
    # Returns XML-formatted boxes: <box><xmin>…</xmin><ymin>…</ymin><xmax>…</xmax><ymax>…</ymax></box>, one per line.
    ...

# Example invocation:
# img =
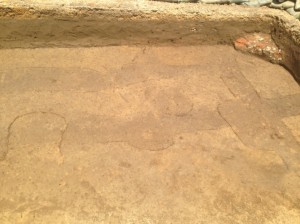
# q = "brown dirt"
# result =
<box><xmin>0</xmin><ymin>45</ymin><xmax>299</xmax><ymax>223</ymax></box>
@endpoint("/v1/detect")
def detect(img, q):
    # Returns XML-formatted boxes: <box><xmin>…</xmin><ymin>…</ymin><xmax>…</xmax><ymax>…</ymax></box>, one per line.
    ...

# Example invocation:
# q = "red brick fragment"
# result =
<box><xmin>234</xmin><ymin>33</ymin><xmax>282</xmax><ymax>64</ymax></box>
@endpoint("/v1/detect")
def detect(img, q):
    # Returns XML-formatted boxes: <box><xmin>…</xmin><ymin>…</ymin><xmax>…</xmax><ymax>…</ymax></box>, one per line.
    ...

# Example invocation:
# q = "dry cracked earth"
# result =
<box><xmin>0</xmin><ymin>45</ymin><xmax>300</xmax><ymax>223</ymax></box>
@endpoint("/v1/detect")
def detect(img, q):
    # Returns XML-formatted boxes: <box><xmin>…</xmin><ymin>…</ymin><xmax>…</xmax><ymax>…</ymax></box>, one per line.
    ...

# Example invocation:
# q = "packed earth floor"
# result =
<box><xmin>0</xmin><ymin>45</ymin><xmax>300</xmax><ymax>223</ymax></box>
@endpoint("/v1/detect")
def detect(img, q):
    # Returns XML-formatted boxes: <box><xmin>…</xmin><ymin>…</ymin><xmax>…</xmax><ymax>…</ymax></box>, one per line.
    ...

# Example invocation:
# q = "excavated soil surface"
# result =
<box><xmin>0</xmin><ymin>45</ymin><xmax>300</xmax><ymax>223</ymax></box>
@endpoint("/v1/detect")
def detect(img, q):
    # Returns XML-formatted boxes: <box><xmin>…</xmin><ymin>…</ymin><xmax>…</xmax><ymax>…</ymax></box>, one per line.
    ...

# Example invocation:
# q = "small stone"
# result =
<box><xmin>153</xmin><ymin>0</ymin><xmax>198</xmax><ymax>2</ymax></box>
<box><xmin>243</xmin><ymin>0</ymin><xmax>271</xmax><ymax>6</ymax></box>
<box><xmin>286</xmin><ymin>7</ymin><xmax>300</xmax><ymax>19</ymax></box>
<box><xmin>200</xmin><ymin>0</ymin><xmax>248</xmax><ymax>4</ymax></box>
<box><xmin>295</xmin><ymin>0</ymin><xmax>300</xmax><ymax>11</ymax></box>
<box><xmin>242</xmin><ymin>0</ymin><xmax>260</xmax><ymax>6</ymax></box>
<box><xmin>269</xmin><ymin>1</ymin><xmax>295</xmax><ymax>10</ymax></box>
<box><xmin>258</xmin><ymin>0</ymin><xmax>272</xmax><ymax>6</ymax></box>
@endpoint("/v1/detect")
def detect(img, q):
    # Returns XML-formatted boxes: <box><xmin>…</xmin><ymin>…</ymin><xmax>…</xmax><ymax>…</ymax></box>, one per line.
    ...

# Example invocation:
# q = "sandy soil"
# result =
<box><xmin>0</xmin><ymin>45</ymin><xmax>300</xmax><ymax>224</ymax></box>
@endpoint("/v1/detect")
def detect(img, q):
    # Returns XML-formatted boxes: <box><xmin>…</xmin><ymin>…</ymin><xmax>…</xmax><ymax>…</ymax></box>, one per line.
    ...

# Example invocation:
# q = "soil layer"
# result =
<box><xmin>0</xmin><ymin>45</ymin><xmax>300</xmax><ymax>223</ymax></box>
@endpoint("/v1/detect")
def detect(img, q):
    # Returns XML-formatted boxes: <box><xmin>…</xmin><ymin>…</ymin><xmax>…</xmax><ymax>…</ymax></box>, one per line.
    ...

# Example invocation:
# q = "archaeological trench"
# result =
<box><xmin>0</xmin><ymin>0</ymin><xmax>300</xmax><ymax>223</ymax></box>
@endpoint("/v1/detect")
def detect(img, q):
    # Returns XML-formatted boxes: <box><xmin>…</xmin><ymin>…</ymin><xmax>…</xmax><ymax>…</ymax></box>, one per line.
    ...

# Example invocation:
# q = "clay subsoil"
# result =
<box><xmin>0</xmin><ymin>45</ymin><xmax>300</xmax><ymax>223</ymax></box>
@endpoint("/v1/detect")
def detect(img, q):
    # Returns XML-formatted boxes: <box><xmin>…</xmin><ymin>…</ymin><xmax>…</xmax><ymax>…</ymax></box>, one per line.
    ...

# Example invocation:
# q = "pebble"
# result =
<box><xmin>243</xmin><ymin>0</ymin><xmax>272</xmax><ymax>7</ymax></box>
<box><xmin>286</xmin><ymin>7</ymin><xmax>300</xmax><ymax>18</ymax></box>
<box><xmin>296</xmin><ymin>0</ymin><xmax>300</xmax><ymax>10</ymax></box>
<box><xmin>270</xmin><ymin>1</ymin><xmax>295</xmax><ymax>10</ymax></box>
<box><xmin>201</xmin><ymin>0</ymin><xmax>248</xmax><ymax>4</ymax></box>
